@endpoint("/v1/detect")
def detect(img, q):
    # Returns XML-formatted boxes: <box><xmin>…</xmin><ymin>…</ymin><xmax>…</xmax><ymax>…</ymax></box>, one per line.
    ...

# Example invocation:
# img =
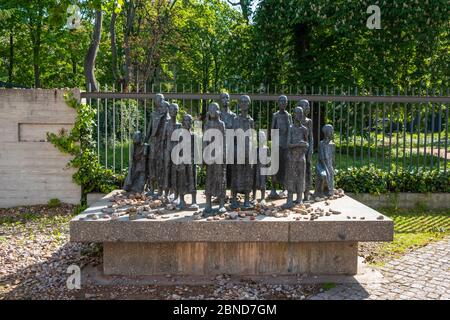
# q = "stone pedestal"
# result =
<box><xmin>103</xmin><ymin>241</ymin><xmax>358</xmax><ymax>276</ymax></box>
<box><xmin>70</xmin><ymin>190</ymin><xmax>393</xmax><ymax>277</ymax></box>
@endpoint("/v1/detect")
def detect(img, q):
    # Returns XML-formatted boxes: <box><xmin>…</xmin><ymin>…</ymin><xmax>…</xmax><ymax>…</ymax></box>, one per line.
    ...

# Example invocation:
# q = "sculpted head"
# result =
<box><xmin>182</xmin><ymin>114</ymin><xmax>193</xmax><ymax>130</ymax></box>
<box><xmin>239</xmin><ymin>95</ymin><xmax>251</xmax><ymax>113</ymax></box>
<box><xmin>297</xmin><ymin>99</ymin><xmax>310</xmax><ymax>116</ymax></box>
<box><xmin>278</xmin><ymin>95</ymin><xmax>288</xmax><ymax>112</ymax></box>
<box><xmin>133</xmin><ymin>131</ymin><xmax>143</xmax><ymax>144</ymax></box>
<box><xmin>155</xmin><ymin>93</ymin><xmax>165</xmax><ymax>110</ymax></box>
<box><xmin>208</xmin><ymin>102</ymin><xmax>220</xmax><ymax>120</ymax></box>
<box><xmin>169</xmin><ymin>103</ymin><xmax>179</xmax><ymax>118</ymax></box>
<box><xmin>220</xmin><ymin>92</ymin><xmax>230</xmax><ymax>109</ymax></box>
<box><xmin>322</xmin><ymin>124</ymin><xmax>334</xmax><ymax>140</ymax></box>
<box><xmin>294</xmin><ymin>106</ymin><xmax>305</xmax><ymax>123</ymax></box>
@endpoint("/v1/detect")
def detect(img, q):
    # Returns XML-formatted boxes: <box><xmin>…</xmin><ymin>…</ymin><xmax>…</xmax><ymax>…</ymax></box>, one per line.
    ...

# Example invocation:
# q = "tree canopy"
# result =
<box><xmin>0</xmin><ymin>0</ymin><xmax>448</xmax><ymax>90</ymax></box>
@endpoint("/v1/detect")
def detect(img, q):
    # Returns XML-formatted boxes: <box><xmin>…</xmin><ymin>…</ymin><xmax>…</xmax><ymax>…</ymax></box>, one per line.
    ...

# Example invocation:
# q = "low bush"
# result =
<box><xmin>335</xmin><ymin>165</ymin><xmax>450</xmax><ymax>194</ymax></box>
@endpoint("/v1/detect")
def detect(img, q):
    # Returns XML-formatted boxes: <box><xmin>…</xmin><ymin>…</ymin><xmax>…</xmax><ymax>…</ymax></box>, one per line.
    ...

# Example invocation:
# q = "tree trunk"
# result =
<box><xmin>8</xmin><ymin>32</ymin><xmax>13</xmax><ymax>83</ymax></box>
<box><xmin>110</xmin><ymin>11</ymin><xmax>120</xmax><ymax>85</ymax></box>
<box><xmin>30</xmin><ymin>21</ymin><xmax>42</xmax><ymax>88</ymax></box>
<box><xmin>123</xmin><ymin>1</ymin><xmax>135</xmax><ymax>91</ymax></box>
<box><xmin>84</xmin><ymin>10</ymin><xmax>103</xmax><ymax>91</ymax></box>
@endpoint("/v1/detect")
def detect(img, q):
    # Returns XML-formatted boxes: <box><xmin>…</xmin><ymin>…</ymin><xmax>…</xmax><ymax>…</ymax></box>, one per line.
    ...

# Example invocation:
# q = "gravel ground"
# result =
<box><xmin>0</xmin><ymin>204</ymin><xmax>323</xmax><ymax>300</ymax></box>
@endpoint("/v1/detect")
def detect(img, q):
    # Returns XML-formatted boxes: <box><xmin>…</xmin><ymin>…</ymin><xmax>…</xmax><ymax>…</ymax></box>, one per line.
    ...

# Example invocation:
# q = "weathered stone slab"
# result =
<box><xmin>70</xmin><ymin>191</ymin><xmax>393</xmax><ymax>243</ymax></box>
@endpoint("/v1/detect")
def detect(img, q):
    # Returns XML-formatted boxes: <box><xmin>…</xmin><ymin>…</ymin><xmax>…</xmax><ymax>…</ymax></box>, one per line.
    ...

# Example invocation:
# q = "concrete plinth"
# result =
<box><xmin>70</xmin><ymin>190</ymin><xmax>393</xmax><ymax>277</ymax></box>
<box><xmin>103</xmin><ymin>241</ymin><xmax>358</xmax><ymax>276</ymax></box>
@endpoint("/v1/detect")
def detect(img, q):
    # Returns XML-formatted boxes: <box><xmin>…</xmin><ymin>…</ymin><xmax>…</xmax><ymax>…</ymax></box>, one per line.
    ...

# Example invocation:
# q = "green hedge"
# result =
<box><xmin>335</xmin><ymin>166</ymin><xmax>450</xmax><ymax>194</ymax></box>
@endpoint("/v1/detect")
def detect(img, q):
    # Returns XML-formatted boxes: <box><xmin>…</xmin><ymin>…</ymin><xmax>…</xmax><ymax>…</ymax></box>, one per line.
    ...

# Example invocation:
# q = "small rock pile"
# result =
<box><xmin>82</xmin><ymin>191</ymin><xmax>166</xmax><ymax>221</ymax></box>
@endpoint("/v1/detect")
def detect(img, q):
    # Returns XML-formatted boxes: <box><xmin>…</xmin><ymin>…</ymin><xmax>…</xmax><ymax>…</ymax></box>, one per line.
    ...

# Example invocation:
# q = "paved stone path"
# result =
<box><xmin>310</xmin><ymin>237</ymin><xmax>450</xmax><ymax>300</ymax></box>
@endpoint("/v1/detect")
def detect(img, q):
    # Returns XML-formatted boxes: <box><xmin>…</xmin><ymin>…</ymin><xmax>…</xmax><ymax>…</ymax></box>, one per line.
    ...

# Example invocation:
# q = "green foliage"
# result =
<box><xmin>47</xmin><ymin>198</ymin><xmax>61</xmax><ymax>208</ymax></box>
<box><xmin>335</xmin><ymin>165</ymin><xmax>450</xmax><ymax>194</ymax></box>
<box><xmin>47</xmin><ymin>93</ymin><xmax>124</xmax><ymax>204</ymax></box>
<box><xmin>252</xmin><ymin>0</ymin><xmax>450</xmax><ymax>89</ymax></box>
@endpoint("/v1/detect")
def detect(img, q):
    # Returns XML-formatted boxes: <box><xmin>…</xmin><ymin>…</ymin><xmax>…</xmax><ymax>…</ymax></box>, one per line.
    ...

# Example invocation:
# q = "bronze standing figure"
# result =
<box><xmin>315</xmin><ymin>125</ymin><xmax>335</xmax><ymax>197</ymax></box>
<box><xmin>204</xmin><ymin>103</ymin><xmax>227</xmax><ymax>214</ymax></box>
<box><xmin>283</xmin><ymin>107</ymin><xmax>309</xmax><ymax>209</ymax></box>
<box><xmin>269</xmin><ymin>95</ymin><xmax>292</xmax><ymax>199</ymax></box>
<box><xmin>298</xmin><ymin>99</ymin><xmax>313</xmax><ymax>200</ymax></box>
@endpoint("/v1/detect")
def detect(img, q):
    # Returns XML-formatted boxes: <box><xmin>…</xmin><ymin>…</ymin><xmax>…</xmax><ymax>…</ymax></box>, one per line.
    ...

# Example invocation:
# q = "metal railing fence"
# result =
<box><xmin>81</xmin><ymin>84</ymin><xmax>450</xmax><ymax>175</ymax></box>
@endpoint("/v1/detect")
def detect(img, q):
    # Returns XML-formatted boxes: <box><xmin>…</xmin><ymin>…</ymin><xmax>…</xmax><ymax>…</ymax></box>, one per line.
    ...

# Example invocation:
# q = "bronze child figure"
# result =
<box><xmin>163</xmin><ymin>102</ymin><xmax>181</xmax><ymax>201</ymax></box>
<box><xmin>230</xmin><ymin>95</ymin><xmax>255</xmax><ymax>210</ymax></box>
<box><xmin>315</xmin><ymin>124</ymin><xmax>335</xmax><ymax>197</ymax></box>
<box><xmin>123</xmin><ymin>131</ymin><xmax>147</xmax><ymax>193</ymax></box>
<box><xmin>174</xmin><ymin>114</ymin><xmax>198</xmax><ymax>210</ymax></box>
<box><xmin>203</xmin><ymin>102</ymin><xmax>227</xmax><ymax>214</ymax></box>
<box><xmin>283</xmin><ymin>107</ymin><xmax>309</xmax><ymax>209</ymax></box>
<box><xmin>297</xmin><ymin>99</ymin><xmax>313</xmax><ymax>201</ymax></box>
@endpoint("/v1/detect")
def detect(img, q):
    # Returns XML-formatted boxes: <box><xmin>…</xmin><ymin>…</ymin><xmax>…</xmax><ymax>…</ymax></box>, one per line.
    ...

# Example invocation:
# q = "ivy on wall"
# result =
<box><xmin>47</xmin><ymin>92</ymin><xmax>123</xmax><ymax>204</ymax></box>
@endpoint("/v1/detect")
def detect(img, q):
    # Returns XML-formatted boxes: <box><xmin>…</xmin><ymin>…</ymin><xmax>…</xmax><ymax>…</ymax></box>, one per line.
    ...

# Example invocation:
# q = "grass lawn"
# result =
<box><xmin>363</xmin><ymin>208</ymin><xmax>450</xmax><ymax>267</ymax></box>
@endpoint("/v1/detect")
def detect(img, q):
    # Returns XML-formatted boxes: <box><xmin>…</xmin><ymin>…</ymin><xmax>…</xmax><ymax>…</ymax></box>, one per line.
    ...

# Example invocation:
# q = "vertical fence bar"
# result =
<box><xmin>339</xmin><ymin>90</ymin><xmax>343</xmax><ymax>168</ymax></box>
<box><xmin>368</xmin><ymin>97</ymin><xmax>372</xmax><ymax>166</ymax></box>
<box><xmin>112</xmin><ymin>84</ymin><xmax>116</xmax><ymax>173</ymax></box>
<box><xmin>395</xmin><ymin>97</ymin><xmax>400</xmax><ymax>173</ymax></box>
<box><xmin>375</xmin><ymin>88</ymin><xmax>379</xmax><ymax>166</ymax></box>
<box><xmin>120</xmin><ymin>83</ymin><xmax>124</xmax><ymax>172</ymax></box>
<box><xmin>353</xmin><ymin>88</ymin><xmax>357</xmax><ymax>167</ymax></box>
<box><xmin>388</xmin><ymin>89</ymin><xmax>393</xmax><ymax>174</ymax></box>
<box><xmin>403</xmin><ymin>101</ymin><xmax>407</xmax><ymax>169</ymax></box>
<box><xmin>97</xmin><ymin>87</ymin><xmax>100</xmax><ymax>163</ymax></box>
<box><xmin>437</xmin><ymin>89</ymin><xmax>442</xmax><ymax>170</ymax></box>
<box><xmin>361</xmin><ymin>97</ymin><xmax>364</xmax><ymax>165</ymax></box>
<box><xmin>444</xmin><ymin>88</ymin><xmax>449</xmax><ymax>173</ymax></box>
<box><xmin>430</xmin><ymin>89</ymin><xmax>436</xmax><ymax>170</ymax></box>
<box><xmin>346</xmin><ymin>87</ymin><xmax>350</xmax><ymax>167</ymax></box>
<box><xmin>144</xmin><ymin>83</ymin><xmax>147</xmax><ymax>135</ymax></box>
<box><xmin>417</xmin><ymin>95</ymin><xmax>421</xmax><ymax>173</ymax></box>
<box><xmin>410</xmin><ymin>88</ymin><xmax>414</xmax><ymax>169</ymax></box>
<box><xmin>104</xmin><ymin>84</ymin><xmax>108</xmax><ymax>169</ymax></box>
<box><xmin>382</xmin><ymin>88</ymin><xmax>386</xmax><ymax>170</ymax></box>
<box><xmin>424</xmin><ymin>89</ymin><xmax>428</xmax><ymax>169</ymax></box>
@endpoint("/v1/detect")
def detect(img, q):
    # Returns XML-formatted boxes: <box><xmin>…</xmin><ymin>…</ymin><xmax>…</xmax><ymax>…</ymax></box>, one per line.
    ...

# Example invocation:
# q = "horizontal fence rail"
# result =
<box><xmin>83</xmin><ymin>85</ymin><xmax>450</xmax><ymax>178</ymax></box>
<box><xmin>81</xmin><ymin>92</ymin><xmax>450</xmax><ymax>103</ymax></box>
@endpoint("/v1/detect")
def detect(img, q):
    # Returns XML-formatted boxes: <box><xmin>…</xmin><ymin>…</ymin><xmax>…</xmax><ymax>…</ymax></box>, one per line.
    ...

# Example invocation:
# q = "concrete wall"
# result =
<box><xmin>0</xmin><ymin>89</ymin><xmax>81</xmax><ymax>207</ymax></box>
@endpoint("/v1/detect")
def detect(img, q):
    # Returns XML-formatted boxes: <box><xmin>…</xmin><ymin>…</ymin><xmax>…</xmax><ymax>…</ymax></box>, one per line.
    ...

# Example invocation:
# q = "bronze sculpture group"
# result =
<box><xmin>124</xmin><ymin>93</ymin><xmax>336</xmax><ymax>214</ymax></box>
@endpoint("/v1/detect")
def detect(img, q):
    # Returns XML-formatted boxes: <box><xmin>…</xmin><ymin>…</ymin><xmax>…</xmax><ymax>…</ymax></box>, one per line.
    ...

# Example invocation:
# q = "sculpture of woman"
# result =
<box><xmin>315</xmin><ymin>124</ymin><xmax>335</xmax><ymax>197</ymax></box>
<box><xmin>204</xmin><ymin>103</ymin><xmax>227</xmax><ymax>214</ymax></box>
<box><xmin>283</xmin><ymin>107</ymin><xmax>309</xmax><ymax>209</ymax></box>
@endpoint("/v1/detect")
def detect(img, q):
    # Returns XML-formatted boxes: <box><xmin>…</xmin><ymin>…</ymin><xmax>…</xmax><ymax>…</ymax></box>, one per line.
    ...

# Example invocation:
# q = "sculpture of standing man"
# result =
<box><xmin>315</xmin><ymin>125</ymin><xmax>335</xmax><ymax>197</ymax></box>
<box><xmin>230</xmin><ymin>95</ymin><xmax>255</xmax><ymax>210</ymax></box>
<box><xmin>145</xmin><ymin>94</ymin><xmax>170</xmax><ymax>197</ymax></box>
<box><xmin>204</xmin><ymin>103</ymin><xmax>227</xmax><ymax>214</ymax></box>
<box><xmin>298</xmin><ymin>99</ymin><xmax>313</xmax><ymax>201</ymax></box>
<box><xmin>283</xmin><ymin>107</ymin><xmax>309</xmax><ymax>208</ymax></box>
<box><xmin>269</xmin><ymin>95</ymin><xmax>292</xmax><ymax>199</ymax></box>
